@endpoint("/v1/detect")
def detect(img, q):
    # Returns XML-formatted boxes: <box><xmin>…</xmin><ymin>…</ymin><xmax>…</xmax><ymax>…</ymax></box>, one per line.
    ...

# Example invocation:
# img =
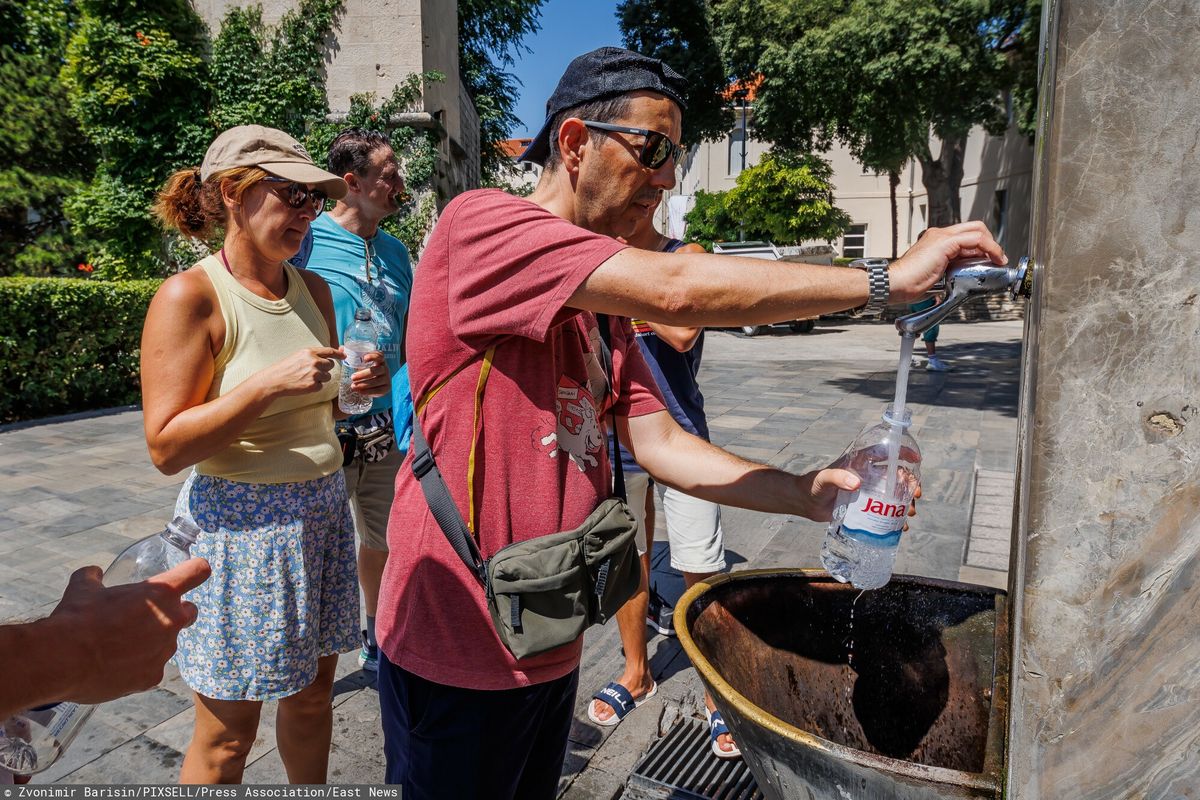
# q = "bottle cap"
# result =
<box><xmin>354</xmin><ymin>308</ymin><xmax>372</xmax><ymax>321</ymax></box>
<box><xmin>163</xmin><ymin>516</ymin><xmax>201</xmax><ymax>548</ymax></box>
<box><xmin>882</xmin><ymin>404</ymin><xmax>912</xmax><ymax>428</ymax></box>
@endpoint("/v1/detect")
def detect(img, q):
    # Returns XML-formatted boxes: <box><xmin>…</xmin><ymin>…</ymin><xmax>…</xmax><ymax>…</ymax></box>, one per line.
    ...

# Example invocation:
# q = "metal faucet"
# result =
<box><xmin>895</xmin><ymin>256</ymin><xmax>1031</xmax><ymax>336</ymax></box>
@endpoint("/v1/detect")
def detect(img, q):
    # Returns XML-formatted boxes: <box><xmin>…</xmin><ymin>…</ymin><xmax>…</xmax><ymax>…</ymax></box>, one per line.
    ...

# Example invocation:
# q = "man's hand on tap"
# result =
<box><xmin>888</xmin><ymin>221</ymin><xmax>1007</xmax><ymax>304</ymax></box>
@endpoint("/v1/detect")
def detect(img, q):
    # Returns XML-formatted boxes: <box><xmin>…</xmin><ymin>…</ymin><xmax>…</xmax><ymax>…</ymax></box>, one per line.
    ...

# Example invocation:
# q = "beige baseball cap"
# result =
<box><xmin>200</xmin><ymin>125</ymin><xmax>348</xmax><ymax>199</ymax></box>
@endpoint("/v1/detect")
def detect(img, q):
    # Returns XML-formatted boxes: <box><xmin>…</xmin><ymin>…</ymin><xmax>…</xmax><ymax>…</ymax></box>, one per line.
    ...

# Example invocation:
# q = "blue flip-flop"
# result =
<box><xmin>706</xmin><ymin>707</ymin><xmax>742</xmax><ymax>759</ymax></box>
<box><xmin>587</xmin><ymin>681</ymin><xmax>658</xmax><ymax>727</ymax></box>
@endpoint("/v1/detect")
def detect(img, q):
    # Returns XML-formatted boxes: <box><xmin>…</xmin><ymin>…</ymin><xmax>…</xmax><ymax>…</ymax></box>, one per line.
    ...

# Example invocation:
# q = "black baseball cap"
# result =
<box><xmin>518</xmin><ymin>47</ymin><xmax>687</xmax><ymax>166</ymax></box>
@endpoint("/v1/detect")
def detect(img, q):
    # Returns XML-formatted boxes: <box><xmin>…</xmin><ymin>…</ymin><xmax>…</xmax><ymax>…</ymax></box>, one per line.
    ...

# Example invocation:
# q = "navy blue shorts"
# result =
<box><xmin>378</xmin><ymin>653</ymin><xmax>579</xmax><ymax>799</ymax></box>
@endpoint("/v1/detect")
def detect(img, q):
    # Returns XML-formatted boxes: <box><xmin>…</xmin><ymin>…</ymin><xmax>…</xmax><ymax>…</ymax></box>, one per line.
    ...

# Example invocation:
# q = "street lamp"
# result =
<box><xmin>731</xmin><ymin>87</ymin><xmax>749</xmax><ymax>241</ymax></box>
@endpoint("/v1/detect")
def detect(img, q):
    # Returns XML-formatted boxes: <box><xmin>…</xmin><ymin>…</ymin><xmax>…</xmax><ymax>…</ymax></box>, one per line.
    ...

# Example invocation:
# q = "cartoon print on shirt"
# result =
<box><xmin>539</xmin><ymin>376</ymin><xmax>603</xmax><ymax>471</ymax></box>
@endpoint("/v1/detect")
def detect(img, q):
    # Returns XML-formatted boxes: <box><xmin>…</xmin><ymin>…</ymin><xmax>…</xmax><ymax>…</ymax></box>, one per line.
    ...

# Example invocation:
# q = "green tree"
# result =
<box><xmin>61</xmin><ymin>0</ymin><xmax>212</xmax><ymax>278</ymax></box>
<box><xmin>458</xmin><ymin>0</ymin><xmax>547</xmax><ymax>182</ymax></box>
<box><xmin>711</xmin><ymin>0</ymin><xmax>1039</xmax><ymax>229</ymax></box>
<box><xmin>725</xmin><ymin>151</ymin><xmax>849</xmax><ymax>244</ymax></box>
<box><xmin>683</xmin><ymin>189</ymin><xmax>754</xmax><ymax>249</ymax></box>
<box><xmin>1008</xmin><ymin>0</ymin><xmax>1042</xmax><ymax>138</ymax></box>
<box><xmin>617</xmin><ymin>0</ymin><xmax>732</xmax><ymax>146</ymax></box>
<box><xmin>684</xmin><ymin>150</ymin><xmax>848</xmax><ymax>248</ymax></box>
<box><xmin>0</xmin><ymin>0</ymin><xmax>98</xmax><ymax>276</ymax></box>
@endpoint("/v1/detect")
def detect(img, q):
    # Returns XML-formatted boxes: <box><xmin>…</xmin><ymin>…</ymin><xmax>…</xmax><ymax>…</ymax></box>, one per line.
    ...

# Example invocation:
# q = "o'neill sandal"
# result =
<box><xmin>587</xmin><ymin>681</ymin><xmax>658</xmax><ymax>727</ymax></box>
<box><xmin>706</xmin><ymin>707</ymin><xmax>742</xmax><ymax>759</ymax></box>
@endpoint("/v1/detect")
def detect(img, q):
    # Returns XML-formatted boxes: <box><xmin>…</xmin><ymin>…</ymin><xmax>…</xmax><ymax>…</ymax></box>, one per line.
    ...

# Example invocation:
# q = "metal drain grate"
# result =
<box><xmin>622</xmin><ymin>716</ymin><xmax>763</xmax><ymax>800</ymax></box>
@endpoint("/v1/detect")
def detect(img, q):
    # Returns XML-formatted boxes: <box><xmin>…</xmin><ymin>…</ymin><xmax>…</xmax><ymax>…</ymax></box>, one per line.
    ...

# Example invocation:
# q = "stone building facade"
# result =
<box><xmin>194</xmin><ymin>0</ymin><xmax>479</xmax><ymax>200</ymax></box>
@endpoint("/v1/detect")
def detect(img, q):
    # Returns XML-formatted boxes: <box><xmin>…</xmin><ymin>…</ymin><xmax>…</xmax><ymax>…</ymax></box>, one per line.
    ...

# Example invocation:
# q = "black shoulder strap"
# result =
<box><xmin>596</xmin><ymin>313</ymin><xmax>627</xmax><ymax>503</ymax></box>
<box><xmin>412</xmin><ymin>417</ymin><xmax>487</xmax><ymax>586</ymax></box>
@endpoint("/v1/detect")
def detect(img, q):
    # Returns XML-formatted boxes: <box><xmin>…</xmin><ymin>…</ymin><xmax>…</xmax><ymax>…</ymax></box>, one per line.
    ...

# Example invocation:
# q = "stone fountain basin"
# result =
<box><xmin>675</xmin><ymin>569</ymin><xmax>1008</xmax><ymax>800</ymax></box>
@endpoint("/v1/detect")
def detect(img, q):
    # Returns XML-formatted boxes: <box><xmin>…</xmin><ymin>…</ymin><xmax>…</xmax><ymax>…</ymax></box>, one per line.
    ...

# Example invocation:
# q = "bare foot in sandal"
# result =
<box><xmin>706</xmin><ymin>695</ymin><xmax>740</xmax><ymax>758</ymax></box>
<box><xmin>588</xmin><ymin>671</ymin><xmax>657</xmax><ymax>726</ymax></box>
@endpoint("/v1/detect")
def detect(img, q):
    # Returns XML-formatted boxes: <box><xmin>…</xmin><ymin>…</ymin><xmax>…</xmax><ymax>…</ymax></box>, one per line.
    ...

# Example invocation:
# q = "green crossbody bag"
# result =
<box><xmin>411</xmin><ymin>315</ymin><xmax>641</xmax><ymax>660</ymax></box>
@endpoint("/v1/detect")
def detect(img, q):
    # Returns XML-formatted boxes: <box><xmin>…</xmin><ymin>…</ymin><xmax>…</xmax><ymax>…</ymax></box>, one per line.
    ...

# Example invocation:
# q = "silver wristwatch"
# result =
<box><xmin>853</xmin><ymin>258</ymin><xmax>891</xmax><ymax>312</ymax></box>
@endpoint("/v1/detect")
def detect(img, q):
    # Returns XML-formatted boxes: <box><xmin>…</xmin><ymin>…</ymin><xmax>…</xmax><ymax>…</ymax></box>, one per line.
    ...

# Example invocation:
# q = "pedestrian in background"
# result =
<box><xmin>909</xmin><ymin>229</ymin><xmax>954</xmax><ymax>372</ymax></box>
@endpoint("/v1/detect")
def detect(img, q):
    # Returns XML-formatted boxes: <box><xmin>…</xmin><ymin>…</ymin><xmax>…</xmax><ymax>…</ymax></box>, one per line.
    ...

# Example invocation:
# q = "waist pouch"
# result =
<box><xmin>336</xmin><ymin>426</ymin><xmax>358</xmax><ymax>468</ymax></box>
<box><xmin>485</xmin><ymin>497</ymin><xmax>640</xmax><ymax>660</ymax></box>
<box><xmin>339</xmin><ymin>409</ymin><xmax>396</xmax><ymax>466</ymax></box>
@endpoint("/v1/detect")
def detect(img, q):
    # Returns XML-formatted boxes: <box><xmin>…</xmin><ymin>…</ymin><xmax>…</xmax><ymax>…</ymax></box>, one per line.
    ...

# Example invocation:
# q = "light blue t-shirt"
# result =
<box><xmin>300</xmin><ymin>214</ymin><xmax>415</xmax><ymax>449</ymax></box>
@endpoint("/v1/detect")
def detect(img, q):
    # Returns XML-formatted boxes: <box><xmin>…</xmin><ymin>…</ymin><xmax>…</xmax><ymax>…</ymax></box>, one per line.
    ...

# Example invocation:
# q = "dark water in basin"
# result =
<box><xmin>687</xmin><ymin>575</ymin><xmax>1000</xmax><ymax>772</ymax></box>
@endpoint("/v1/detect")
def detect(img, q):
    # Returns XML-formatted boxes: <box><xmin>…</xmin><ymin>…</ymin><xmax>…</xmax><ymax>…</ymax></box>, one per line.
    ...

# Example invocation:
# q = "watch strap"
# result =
<box><xmin>855</xmin><ymin>258</ymin><xmax>891</xmax><ymax>311</ymax></box>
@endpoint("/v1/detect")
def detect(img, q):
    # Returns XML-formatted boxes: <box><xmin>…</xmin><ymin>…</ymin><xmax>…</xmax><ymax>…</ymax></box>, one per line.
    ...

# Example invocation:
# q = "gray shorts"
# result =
<box><xmin>625</xmin><ymin>471</ymin><xmax>726</xmax><ymax>574</ymax></box>
<box><xmin>343</xmin><ymin>446</ymin><xmax>405</xmax><ymax>551</ymax></box>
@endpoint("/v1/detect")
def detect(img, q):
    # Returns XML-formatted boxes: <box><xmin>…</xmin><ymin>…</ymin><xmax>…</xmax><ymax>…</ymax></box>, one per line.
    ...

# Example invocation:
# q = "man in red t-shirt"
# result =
<box><xmin>376</xmin><ymin>47</ymin><xmax>1007</xmax><ymax>799</ymax></box>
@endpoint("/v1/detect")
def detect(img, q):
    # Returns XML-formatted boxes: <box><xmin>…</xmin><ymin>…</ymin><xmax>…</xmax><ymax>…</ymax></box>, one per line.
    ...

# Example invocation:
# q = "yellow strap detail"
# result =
<box><xmin>416</xmin><ymin>348</ymin><xmax>497</xmax><ymax>535</ymax></box>
<box><xmin>466</xmin><ymin>347</ymin><xmax>495</xmax><ymax>534</ymax></box>
<box><xmin>417</xmin><ymin>357</ymin><xmax>476</xmax><ymax>415</ymax></box>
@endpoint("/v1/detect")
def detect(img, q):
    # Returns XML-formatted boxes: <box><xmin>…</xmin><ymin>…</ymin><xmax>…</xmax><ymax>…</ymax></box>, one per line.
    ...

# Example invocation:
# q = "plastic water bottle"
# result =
<box><xmin>0</xmin><ymin>517</ymin><xmax>200</xmax><ymax>775</ymax></box>
<box><xmin>820</xmin><ymin>405</ymin><xmax>921</xmax><ymax>590</ymax></box>
<box><xmin>338</xmin><ymin>309</ymin><xmax>377</xmax><ymax>415</ymax></box>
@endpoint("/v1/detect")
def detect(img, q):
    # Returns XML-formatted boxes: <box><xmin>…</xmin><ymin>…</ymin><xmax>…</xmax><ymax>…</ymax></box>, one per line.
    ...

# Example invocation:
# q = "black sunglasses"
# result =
<box><xmin>262</xmin><ymin>176</ymin><xmax>327</xmax><ymax>215</ymax></box>
<box><xmin>581</xmin><ymin>121</ymin><xmax>683</xmax><ymax>170</ymax></box>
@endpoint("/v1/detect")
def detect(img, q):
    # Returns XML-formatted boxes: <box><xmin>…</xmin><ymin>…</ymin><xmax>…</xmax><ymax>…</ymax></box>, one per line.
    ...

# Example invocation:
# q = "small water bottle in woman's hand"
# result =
<box><xmin>339</xmin><ymin>309</ymin><xmax>378</xmax><ymax>415</ymax></box>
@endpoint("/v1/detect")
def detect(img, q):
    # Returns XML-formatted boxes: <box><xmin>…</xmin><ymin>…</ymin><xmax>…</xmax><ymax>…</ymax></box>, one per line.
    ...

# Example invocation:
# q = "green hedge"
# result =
<box><xmin>0</xmin><ymin>278</ymin><xmax>162</xmax><ymax>423</ymax></box>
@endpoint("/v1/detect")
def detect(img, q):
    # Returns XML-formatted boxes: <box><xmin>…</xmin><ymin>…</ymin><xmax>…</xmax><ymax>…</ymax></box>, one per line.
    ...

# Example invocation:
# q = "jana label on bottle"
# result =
<box><xmin>840</xmin><ymin>491</ymin><xmax>907</xmax><ymax>541</ymax></box>
<box><xmin>46</xmin><ymin>702</ymin><xmax>80</xmax><ymax>739</ymax></box>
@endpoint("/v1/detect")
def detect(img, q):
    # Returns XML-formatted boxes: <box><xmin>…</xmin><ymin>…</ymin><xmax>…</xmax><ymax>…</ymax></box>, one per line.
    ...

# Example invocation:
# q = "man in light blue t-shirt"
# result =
<box><xmin>294</xmin><ymin>128</ymin><xmax>414</xmax><ymax>672</ymax></box>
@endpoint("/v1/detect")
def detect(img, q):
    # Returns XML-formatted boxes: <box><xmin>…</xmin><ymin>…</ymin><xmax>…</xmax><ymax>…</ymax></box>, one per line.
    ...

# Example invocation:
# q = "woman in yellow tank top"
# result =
<box><xmin>142</xmin><ymin>126</ymin><xmax>391</xmax><ymax>784</ymax></box>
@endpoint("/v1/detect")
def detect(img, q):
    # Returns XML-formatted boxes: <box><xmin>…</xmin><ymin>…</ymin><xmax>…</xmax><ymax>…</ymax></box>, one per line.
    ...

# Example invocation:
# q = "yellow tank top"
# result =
<box><xmin>195</xmin><ymin>255</ymin><xmax>343</xmax><ymax>483</ymax></box>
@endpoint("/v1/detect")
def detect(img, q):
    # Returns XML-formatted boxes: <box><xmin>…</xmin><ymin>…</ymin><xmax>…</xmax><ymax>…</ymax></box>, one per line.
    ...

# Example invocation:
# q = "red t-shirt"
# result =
<box><xmin>377</xmin><ymin>190</ymin><xmax>666</xmax><ymax>690</ymax></box>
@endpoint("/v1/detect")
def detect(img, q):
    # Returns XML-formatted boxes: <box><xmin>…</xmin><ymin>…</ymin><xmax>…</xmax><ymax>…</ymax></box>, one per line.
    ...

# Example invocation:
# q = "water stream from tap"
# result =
<box><xmin>844</xmin><ymin>587</ymin><xmax>865</xmax><ymax>730</ymax></box>
<box><xmin>847</xmin><ymin>588</ymin><xmax>866</xmax><ymax>672</ymax></box>
<box><xmin>885</xmin><ymin>334</ymin><xmax>917</xmax><ymax>495</ymax></box>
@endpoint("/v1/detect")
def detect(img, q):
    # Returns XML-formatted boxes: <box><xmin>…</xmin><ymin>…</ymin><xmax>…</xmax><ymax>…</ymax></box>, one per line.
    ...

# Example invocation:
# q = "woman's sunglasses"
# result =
<box><xmin>581</xmin><ymin>121</ymin><xmax>683</xmax><ymax>170</ymax></box>
<box><xmin>262</xmin><ymin>176</ymin><xmax>328</xmax><ymax>215</ymax></box>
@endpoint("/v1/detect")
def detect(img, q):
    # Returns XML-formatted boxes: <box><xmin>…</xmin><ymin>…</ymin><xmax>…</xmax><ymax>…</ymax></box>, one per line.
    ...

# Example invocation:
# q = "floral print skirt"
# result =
<box><xmin>173</xmin><ymin>472</ymin><xmax>359</xmax><ymax>701</ymax></box>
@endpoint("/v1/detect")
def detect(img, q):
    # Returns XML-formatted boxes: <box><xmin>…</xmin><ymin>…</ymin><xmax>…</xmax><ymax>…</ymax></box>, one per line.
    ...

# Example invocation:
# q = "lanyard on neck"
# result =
<box><xmin>363</xmin><ymin>239</ymin><xmax>376</xmax><ymax>285</ymax></box>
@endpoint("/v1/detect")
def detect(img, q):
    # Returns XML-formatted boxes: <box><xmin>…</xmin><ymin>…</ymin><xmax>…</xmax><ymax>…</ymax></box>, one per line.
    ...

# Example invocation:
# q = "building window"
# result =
<box><xmin>993</xmin><ymin>189</ymin><xmax>1009</xmax><ymax>241</ymax></box>
<box><xmin>727</xmin><ymin>128</ymin><xmax>746</xmax><ymax>176</ymax></box>
<box><xmin>842</xmin><ymin>224</ymin><xmax>867</xmax><ymax>258</ymax></box>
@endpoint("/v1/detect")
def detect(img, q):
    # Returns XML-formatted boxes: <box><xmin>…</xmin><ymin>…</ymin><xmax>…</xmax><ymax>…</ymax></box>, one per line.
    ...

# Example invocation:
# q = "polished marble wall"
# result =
<box><xmin>1007</xmin><ymin>0</ymin><xmax>1200</xmax><ymax>796</ymax></box>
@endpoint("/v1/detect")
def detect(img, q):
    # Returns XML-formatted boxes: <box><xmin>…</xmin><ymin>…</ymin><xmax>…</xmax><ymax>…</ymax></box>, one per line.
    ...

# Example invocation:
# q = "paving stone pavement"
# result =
<box><xmin>0</xmin><ymin>318</ymin><xmax>1023</xmax><ymax>793</ymax></box>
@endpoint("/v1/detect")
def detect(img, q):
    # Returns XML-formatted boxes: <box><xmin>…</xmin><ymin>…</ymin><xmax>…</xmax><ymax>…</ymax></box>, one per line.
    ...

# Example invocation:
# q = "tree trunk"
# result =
<box><xmin>889</xmin><ymin>169</ymin><xmax>900</xmax><ymax>259</ymax></box>
<box><xmin>918</xmin><ymin>133</ymin><xmax>967</xmax><ymax>228</ymax></box>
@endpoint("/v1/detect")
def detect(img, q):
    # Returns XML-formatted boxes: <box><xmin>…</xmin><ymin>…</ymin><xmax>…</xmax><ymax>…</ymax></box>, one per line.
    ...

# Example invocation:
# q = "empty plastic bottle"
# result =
<box><xmin>0</xmin><ymin>517</ymin><xmax>200</xmax><ymax>775</ymax></box>
<box><xmin>820</xmin><ymin>405</ymin><xmax>921</xmax><ymax>590</ymax></box>
<box><xmin>338</xmin><ymin>308</ymin><xmax>377</xmax><ymax>415</ymax></box>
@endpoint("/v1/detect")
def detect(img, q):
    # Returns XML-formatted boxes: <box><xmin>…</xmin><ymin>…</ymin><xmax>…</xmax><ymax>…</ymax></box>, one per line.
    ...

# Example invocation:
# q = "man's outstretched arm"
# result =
<box><xmin>569</xmin><ymin>221</ymin><xmax>1006</xmax><ymax>327</ymax></box>
<box><xmin>644</xmin><ymin>242</ymin><xmax>706</xmax><ymax>353</ymax></box>
<box><xmin>619</xmin><ymin>410</ymin><xmax>859</xmax><ymax>522</ymax></box>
